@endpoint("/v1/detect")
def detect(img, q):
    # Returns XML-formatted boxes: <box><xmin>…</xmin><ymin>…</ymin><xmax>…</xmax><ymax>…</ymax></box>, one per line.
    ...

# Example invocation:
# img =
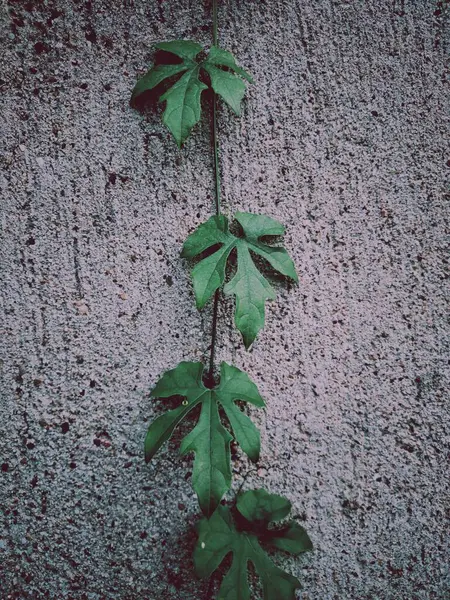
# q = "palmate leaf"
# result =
<box><xmin>194</xmin><ymin>489</ymin><xmax>313</xmax><ymax>600</ymax></box>
<box><xmin>145</xmin><ymin>361</ymin><xmax>265</xmax><ymax>516</ymax></box>
<box><xmin>181</xmin><ymin>212</ymin><xmax>298</xmax><ymax>349</ymax></box>
<box><xmin>131</xmin><ymin>40</ymin><xmax>253</xmax><ymax>146</ymax></box>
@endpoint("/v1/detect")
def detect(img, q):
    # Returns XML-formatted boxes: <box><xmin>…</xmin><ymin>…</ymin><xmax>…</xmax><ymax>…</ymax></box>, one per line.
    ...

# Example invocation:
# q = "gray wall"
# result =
<box><xmin>0</xmin><ymin>1</ymin><xmax>448</xmax><ymax>598</ymax></box>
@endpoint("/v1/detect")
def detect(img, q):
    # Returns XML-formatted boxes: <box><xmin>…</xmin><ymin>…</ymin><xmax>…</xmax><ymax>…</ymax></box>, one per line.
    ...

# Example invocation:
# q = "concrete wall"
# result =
<box><xmin>0</xmin><ymin>1</ymin><xmax>448</xmax><ymax>598</ymax></box>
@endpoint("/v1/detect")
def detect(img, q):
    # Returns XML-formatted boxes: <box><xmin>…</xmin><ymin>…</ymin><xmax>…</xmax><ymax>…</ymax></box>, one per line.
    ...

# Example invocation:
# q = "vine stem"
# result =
<box><xmin>212</xmin><ymin>0</ymin><xmax>218</xmax><ymax>46</ymax></box>
<box><xmin>207</xmin><ymin>0</ymin><xmax>221</xmax><ymax>384</ymax></box>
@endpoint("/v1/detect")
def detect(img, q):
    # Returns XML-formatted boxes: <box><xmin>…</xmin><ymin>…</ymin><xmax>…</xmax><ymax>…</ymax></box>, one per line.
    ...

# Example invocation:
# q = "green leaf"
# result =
<box><xmin>131</xmin><ymin>63</ymin><xmax>189</xmax><ymax>102</ymax></box>
<box><xmin>191</xmin><ymin>242</ymin><xmax>235</xmax><ymax>309</ymax></box>
<box><xmin>203</xmin><ymin>63</ymin><xmax>246</xmax><ymax>115</ymax></box>
<box><xmin>237</xmin><ymin>488</ymin><xmax>291</xmax><ymax>524</ymax></box>
<box><xmin>145</xmin><ymin>361</ymin><xmax>265</xmax><ymax>516</ymax></box>
<box><xmin>203</xmin><ymin>46</ymin><xmax>253</xmax><ymax>114</ymax></box>
<box><xmin>131</xmin><ymin>40</ymin><xmax>253</xmax><ymax>145</ymax></box>
<box><xmin>144</xmin><ymin>403</ymin><xmax>195</xmax><ymax>462</ymax></box>
<box><xmin>235</xmin><ymin>212</ymin><xmax>298</xmax><ymax>282</ymax></box>
<box><xmin>194</xmin><ymin>490</ymin><xmax>312</xmax><ymax>600</ymax></box>
<box><xmin>224</xmin><ymin>240</ymin><xmax>276</xmax><ymax>349</ymax></box>
<box><xmin>160</xmin><ymin>66</ymin><xmax>208</xmax><ymax>147</ymax></box>
<box><xmin>180</xmin><ymin>215</ymin><xmax>230</xmax><ymax>258</ymax></box>
<box><xmin>206</xmin><ymin>46</ymin><xmax>254</xmax><ymax>83</ymax></box>
<box><xmin>155</xmin><ymin>40</ymin><xmax>203</xmax><ymax>60</ymax></box>
<box><xmin>181</xmin><ymin>392</ymin><xmax>233</xmax><ymax>515</ymax></box>
<box><xmin>270</xmin><ymin>522</ymin><xmax>314</xmax><ymax>555</ymax></box>
<box><xmin>216</xmin><ymin>363</ymin><xmax>265</xmax><ymax>462</ymax></box>
<box><xmin>181</xmin><ymin>212</ymin><xmax>297</xmax><ymax>348</ymax></box>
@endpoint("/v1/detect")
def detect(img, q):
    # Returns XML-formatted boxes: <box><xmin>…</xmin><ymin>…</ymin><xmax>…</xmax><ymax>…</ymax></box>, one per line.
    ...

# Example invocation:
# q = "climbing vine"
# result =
<box><xmin>131</xmin><ymin>1</ymin><xmax>312</xmax><ymax>597</ymax></box>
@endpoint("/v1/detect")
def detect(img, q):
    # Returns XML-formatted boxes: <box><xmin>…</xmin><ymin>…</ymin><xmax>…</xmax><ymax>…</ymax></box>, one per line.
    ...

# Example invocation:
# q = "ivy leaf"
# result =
<box><xmin>159</xmin><ymin>67</ymin><xmax>208</xmax><ymax>147</ymax></box>
<box><xmin>194</xmin><ymin>489</ymin><xmax>312</xmax><ymax>600</ymax></box>
<box><xmin>130</xmin><ymin>63</ymin><xmax>189</xmax><ymax>103</ymax></box>
<box><xmin>205</xmin><ymin>46</ymin><xmax>254</xmax><ymax>83</ymax></box>
<box><xmin>145</xmin><ymin>361</ymin><xmax>265</xmax><ymax>516</ymax></box>
<box><xmin>236</xmin><ymin>488</ymin><xmax>291</xmax><ymax>524</ymax></box>
<box><xmin>202</xmin><ymin>63</ymin><xmax>246</xmax><ymax>115</ymax></box>
<box><xmin>269</xmin><ymin>522</ymin><xmax>313</xmax><ymax>555</ymax></box>
<box><xmin>131</xmin><ymin>41</ymin><xmax>253</xmax><ymax>146</ymax></box>
<box><xmin>155</xmin><ymin>40</ymin><xmax>203</xmax><ymax>60</ymax></box>
<box><xmin>203</xmin><ymin>46</ymin><xmax>254</xmax><ymax>116</ymax></box>
<box><xmin>181</xmin><ymin>212</ymin><xmax>298</xmax><ymax>348</ymax></box>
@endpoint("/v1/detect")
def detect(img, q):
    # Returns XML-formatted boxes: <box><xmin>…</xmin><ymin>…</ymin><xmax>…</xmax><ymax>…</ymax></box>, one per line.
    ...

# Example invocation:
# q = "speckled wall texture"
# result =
<box><xmin>0</xmin><ymin>0</ymin><xmax>448</xmax><ymax>599</ymax></box>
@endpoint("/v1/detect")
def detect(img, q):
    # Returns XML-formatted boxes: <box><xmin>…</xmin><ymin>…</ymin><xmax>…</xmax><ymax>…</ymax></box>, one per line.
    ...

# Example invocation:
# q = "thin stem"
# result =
<box><xmin>212</xmin><ymin>93</ymin><xmax>221</xmax><ymax>215</ymax></box>
<box><xmin>208</xmin><ymin>0</ymin><xmax>221</xmax><ymax>383</ymax></box>
<box><xmin>212</xmin><ymin>0</ymin><xmax>218</xmax><ymax>46</ymax></box>
<box><xmin>208</xmin><ymin>290</ymin><xmax>220</xmax><ymax>383</ymax></box>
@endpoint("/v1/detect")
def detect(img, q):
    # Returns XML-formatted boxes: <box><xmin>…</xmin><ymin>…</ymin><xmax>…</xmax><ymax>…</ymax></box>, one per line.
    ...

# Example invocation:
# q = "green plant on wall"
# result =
<box><xmin>145</xmin><ymin>361</ymin><xmax>265</xmax><ymax>516</ymax></box>
<box><xmin>131</xmin><ymin>40</ymin><xmax>253</xmax><ymax>147</ymax></box>
<box><xmin>195</xmin><ymin>488</ymin><xmax>313</xmax><ymax>598</ymax></box>
<box><xmin>131</xmin><ymin>1</ymin><xmax>312</xmax><ymax>597</ymax></box>
<box><xmin>181</xmin><ymin>212</ymin><xmax>298</xmax><ymax>348</ymax></box>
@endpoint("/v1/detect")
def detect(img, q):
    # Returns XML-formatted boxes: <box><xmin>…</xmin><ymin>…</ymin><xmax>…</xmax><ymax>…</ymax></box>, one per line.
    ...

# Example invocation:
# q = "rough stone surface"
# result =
<box><xmin>0</xmin><ymin>1</ymin><xmax>449</xmax><ymax>599</ymax></box>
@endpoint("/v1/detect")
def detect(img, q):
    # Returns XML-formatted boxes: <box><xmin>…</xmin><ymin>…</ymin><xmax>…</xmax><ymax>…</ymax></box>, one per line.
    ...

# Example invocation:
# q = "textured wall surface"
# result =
<box><xmin>1</xmin><ymin>1</ymin><xmax>449</xmax><ymax>599</ymax></box>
